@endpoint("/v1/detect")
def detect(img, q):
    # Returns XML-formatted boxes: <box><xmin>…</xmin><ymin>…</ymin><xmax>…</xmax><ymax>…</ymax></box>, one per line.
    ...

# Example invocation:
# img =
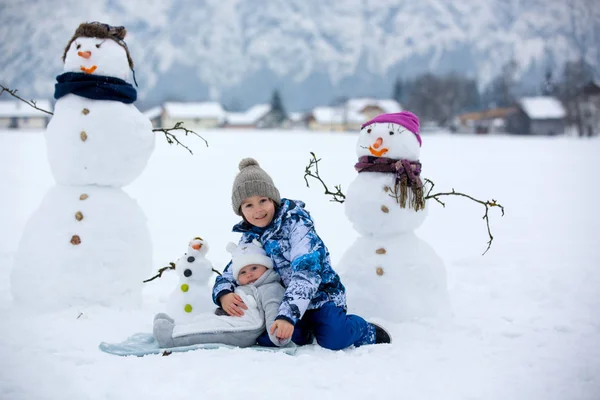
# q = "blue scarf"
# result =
<box><xmin>54</xmin><ymin>72</ymin><xmax>137</xmax><ymax>104</ymax></box>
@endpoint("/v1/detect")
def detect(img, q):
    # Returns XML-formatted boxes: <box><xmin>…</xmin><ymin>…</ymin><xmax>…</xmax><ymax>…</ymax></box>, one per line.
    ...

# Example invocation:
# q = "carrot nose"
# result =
<box><xmin>191</xmin><ymin>243</ymin><xmax>201</xmax><ymax>250</ymax></box>
<box><xmin>78</xmin><ymin>51</ymin><xmax>92</xmax><ymax>59</ymax></box>
<box><xmin>373</xmin><ymin>137</ymin><xmax>383</xmax><ymax>149</ymax></box>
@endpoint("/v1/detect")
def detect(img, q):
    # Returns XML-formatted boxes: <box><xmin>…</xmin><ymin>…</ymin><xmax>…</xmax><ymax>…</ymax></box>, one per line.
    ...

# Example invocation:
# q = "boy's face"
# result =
<box><xmin>240</xmin><ymin>196</ymin><xmax>275</xmax><ymax>228</ymax></box>
<box><xmin>237</xmin><ymin>264</ymin><xmax>268</xmax><ymax>285</ymax></box>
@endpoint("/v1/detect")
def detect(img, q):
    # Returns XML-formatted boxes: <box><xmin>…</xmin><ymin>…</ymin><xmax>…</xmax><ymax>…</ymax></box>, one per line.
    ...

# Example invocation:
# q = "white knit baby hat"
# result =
<box><xmin>226</xmin><ymin>239</ymin><xmax>273</xmax><ymax>280</ymax></box>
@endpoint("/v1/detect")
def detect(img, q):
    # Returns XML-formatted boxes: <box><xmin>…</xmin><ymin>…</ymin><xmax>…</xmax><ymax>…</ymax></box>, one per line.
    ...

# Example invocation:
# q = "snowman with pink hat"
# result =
<box><xmin>337</xmin><ymin>112</ymin><xmax>450</xmax><ymax>322</ymax></box>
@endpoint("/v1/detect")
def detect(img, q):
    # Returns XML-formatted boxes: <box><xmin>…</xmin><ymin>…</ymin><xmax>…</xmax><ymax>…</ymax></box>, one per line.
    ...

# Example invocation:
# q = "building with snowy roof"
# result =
<box><xmin>162</xmin><ymin>102</ymin><xmax>226</xmax><ymax>129</ymax></box>
<box><xmin>306</xmin><ymin>106</ymin><xmax>365</xmax><ymax>132</ymax></box>
<box><xmin>224</xmin><ymin>104</ymin><xmax>276</xmax><ymax>129</ymax></box>
<box><xmin>507</xmin><ymin>96</ymin><xmax>567</xmax><ymax>136</ymax></box>
<box><xmin>0</xmin><ymin>100</ymin><xmax>53</xmax><ymax>129</ymax></box>
<box><xmin>345</xmin><ymin>98</ymin><xmax>402</xmax><ymax>121</ymax></box>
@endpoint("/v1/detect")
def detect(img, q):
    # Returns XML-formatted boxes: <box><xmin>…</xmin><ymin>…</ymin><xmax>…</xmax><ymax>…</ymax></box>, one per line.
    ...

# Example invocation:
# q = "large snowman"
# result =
<box><xmin>337</xmin><ymin>112</ymin><xmax>450</xmax><ymax>322</ymax></box>
<box><xmin>11</xmin><ymin>22</ymin><xmax>155</xmax><ymax>311</ymax></box>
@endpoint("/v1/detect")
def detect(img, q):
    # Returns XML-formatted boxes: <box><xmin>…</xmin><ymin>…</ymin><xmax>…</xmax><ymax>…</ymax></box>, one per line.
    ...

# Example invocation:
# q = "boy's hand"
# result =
<box><xmin>219</xmin><ymin>293</ymin><xmax>247</xmax><ymax>317</ymax></box>
<box><xmin>270</xmin><ymin>319</ymin><xmax>294</xmax><ymax>341</ymax></box>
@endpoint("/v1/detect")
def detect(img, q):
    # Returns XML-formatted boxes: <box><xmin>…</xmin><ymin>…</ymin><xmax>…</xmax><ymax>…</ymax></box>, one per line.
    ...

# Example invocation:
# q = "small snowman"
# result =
<box><xmin>337</xmin><ymin>112</ymin><xmax>450</xmax><ymax>322</ymax></box>
<box><xmin>166</xmin><ymin>237</ymin><xmax>216</xmax><ymax>322</ymax></box>
<box><xmin>11</xmin><ymin>22</ymin><xmax>155</xmax><ymax>311</ymax></box>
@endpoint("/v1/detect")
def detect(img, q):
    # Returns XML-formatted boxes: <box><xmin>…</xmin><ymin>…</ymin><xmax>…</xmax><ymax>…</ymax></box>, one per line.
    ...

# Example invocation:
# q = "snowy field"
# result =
<box><xmin>1</xmin><ymin>128</ymin><xmax>599</xmax><ymax>400</ymax></box>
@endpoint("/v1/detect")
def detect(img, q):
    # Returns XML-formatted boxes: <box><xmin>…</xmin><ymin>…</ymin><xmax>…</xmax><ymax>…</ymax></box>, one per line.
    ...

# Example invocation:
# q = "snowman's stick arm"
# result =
<box><xmin>304</xmin><ymin>152</ymin><xmax>346</xmax><ymax>203</ymax></box>
<box><xmin>143</xmin><ymin>262</ymin><xmax>176</xmax><ymax>283</ymax></box>
<box><xmin>425</xmin><ymin>187</ymin><xmax>505</xmax><ymax>255</ymax></box>
<box><xmin>0</xmin><ymin>84</ymin><xmax>53</xmax><ymax>115</ymax></box>
<box><xmin>152</xmin><ymin>121</ymin><xmax>208</xmax><ymax>155</ymax></box>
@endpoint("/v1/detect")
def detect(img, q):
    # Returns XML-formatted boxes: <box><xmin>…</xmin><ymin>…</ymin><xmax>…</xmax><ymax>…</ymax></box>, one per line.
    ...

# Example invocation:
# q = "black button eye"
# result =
<box><xmin>184</xmin><ymin>269</ymin><xmax>192</xmax><ymax>277</ymax></box>
<box><xmin>95</xmin><ymin>43</ymin><xmax>101</xmax><ymax>48</ymax></box>
<box><xmin>187</xmin><ymin>256</ymin><xmax>195</xmax><ymax>262</ymax></box>
<box><xmin>367</xmin><ymin>129</ymin><xmax>372</xmax><ymax>133</ymax></box>
<box><xmin>76</xmin><ymin>44</ymin><xmax>81</xmax><ymax>50</ymax></box>
<box><xmin>389</xmin><ymin>131</ymin><xmax>394</xmax><ymax>135</ymax></box>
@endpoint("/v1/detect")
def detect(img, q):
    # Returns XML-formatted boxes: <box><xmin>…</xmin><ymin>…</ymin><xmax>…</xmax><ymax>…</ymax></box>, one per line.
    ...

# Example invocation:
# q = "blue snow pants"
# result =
<box><xmin>257</xmin><ymin>302</ymin><xmax>376</xmax><ymax>350</ymax></box>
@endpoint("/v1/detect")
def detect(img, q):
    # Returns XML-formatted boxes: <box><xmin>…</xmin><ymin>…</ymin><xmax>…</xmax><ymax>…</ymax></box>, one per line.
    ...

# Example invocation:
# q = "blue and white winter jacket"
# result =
<box><xmin>212</xmin><ymin>199</ymin><xmax>347</xmax><ymax>325</ymax></box>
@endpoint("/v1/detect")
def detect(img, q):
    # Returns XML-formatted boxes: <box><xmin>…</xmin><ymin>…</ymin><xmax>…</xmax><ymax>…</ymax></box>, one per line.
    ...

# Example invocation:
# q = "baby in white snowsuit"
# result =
<box><xmin>153</xmin><ymin>240</ymin><xmax>290</xmax><ymax>348</ymax></box>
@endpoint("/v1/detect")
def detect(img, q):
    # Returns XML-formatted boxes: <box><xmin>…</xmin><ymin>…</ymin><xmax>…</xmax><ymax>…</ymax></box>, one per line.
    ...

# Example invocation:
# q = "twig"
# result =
<box><xmin>1</xmin><ymin>84</ymin><xmax>208</xmax><ymax>153</ymax></box>
<box><xmin>143</xmin><ymin>262</ymin><xmax>176</xmax><ymax>283</ymax></box>
<box><xmin>424</xmin><ymin>184</ymin><xmax>505</xmax><ymax>255</ymax></box>
<box><xmin>0</xmin><ymin>84</ymin><xmax>53</xmax><ymax>115</ymax></box>
<box><xmin>304</xmin><ymin>152</ymin><xmax>346</xmax><ymax>203</ymax></box>
<box><xmin>152</xmin><ymin>121</ymin><xmax>208</xmax><ymax>155</ymax></box>
<box><xmin>212</xmin><ymin>268</ymin><xmax>222</xmax><ymax>276</ymax></box>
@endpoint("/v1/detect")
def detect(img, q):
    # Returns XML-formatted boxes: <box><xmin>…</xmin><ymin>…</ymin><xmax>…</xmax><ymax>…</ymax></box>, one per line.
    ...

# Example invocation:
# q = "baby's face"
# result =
<box><xmin>237</xmin><ymin>264</ymin><xmax>268</xmax><ymax>285</ymax></box>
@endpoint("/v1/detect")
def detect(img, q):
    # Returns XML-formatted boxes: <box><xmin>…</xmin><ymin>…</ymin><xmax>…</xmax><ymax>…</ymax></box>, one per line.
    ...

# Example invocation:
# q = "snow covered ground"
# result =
<box><xmin>1</xmin><ymin>128</ymin><xmax>599</xmax><ymax>400</ymax></box>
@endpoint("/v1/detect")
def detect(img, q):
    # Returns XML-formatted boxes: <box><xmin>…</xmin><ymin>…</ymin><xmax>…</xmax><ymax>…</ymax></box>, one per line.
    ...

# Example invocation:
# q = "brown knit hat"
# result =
<box><xmin>232</xmin><ymin>158</ymin><xmax>281</xmax><ymax>215</ymax></box>
<box><xmin>62</xmin><ymin>22</ymin><xmax>134</xmax><ymax>69</ymax></box>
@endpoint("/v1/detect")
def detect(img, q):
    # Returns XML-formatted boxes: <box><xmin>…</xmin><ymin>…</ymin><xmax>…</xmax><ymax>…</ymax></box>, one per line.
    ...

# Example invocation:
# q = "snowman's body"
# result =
<box><xmin>338</xmin><ymin>114</ymin><xmax>450</xmax><ymax>322</ymax></box>
<box><xmin>47</xmin><ymin>94</ymin><xmax>154</xmax><ymax>186</ymax></box>
<box><xmin>166</xmin><ymin>238</ymin><xmax>216</xmax><ymax>322</ymax></box>
<box><xmin>10</xmin><ymin>29</ymin><xmax>155</xmax><ymax>311</ymax></box>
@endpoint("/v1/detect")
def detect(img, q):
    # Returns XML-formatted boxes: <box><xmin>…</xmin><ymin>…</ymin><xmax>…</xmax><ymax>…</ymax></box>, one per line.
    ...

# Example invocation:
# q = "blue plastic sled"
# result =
<box><xmin>99</xmin><ymin>333</ymin><xmax>297</xmax><ymax>357</ymax></box>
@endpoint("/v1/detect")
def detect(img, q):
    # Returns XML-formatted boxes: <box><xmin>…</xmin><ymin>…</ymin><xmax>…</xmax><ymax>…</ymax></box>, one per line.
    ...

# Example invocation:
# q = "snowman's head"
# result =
<box><xmin>188</xmin><ymin>237</ymin><xmax>209</xmax><ymax>257</ymax></box>
<box><xmin>356</xmin><ymin>112</ymin><xmax>422</xmax><ymax>161</ymax></box>
<box><xmin>62</xmin><ymin>22</ymin><xmax>133</xmax><ymax>81</ymax></box>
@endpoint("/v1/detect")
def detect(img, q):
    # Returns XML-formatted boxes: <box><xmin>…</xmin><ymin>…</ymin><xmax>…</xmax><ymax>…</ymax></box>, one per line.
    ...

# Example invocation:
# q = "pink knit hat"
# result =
<box><xmin>361</xmin><ymin>111</ymin><xmax>422</xmax><ymax>146</ymax></box>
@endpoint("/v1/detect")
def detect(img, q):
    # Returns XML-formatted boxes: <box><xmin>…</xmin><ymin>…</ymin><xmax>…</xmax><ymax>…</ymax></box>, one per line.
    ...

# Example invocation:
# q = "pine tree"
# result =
<box><xmin>392</xmin><ymin>78</ymin><xmax>403</xmax><ymax>104</ymax></box>
<box><xmin>270</xmin><ymin>90</ymin><xmax>287</xmax><ymax>126</ymax></box>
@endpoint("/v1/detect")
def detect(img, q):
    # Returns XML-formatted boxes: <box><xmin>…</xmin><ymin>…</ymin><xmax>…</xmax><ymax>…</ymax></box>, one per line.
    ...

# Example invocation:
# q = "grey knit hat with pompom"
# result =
<box><xmin>231</xmin><ymin>158</ymin><xmax>281</xmax><ymax>215</ymax></box>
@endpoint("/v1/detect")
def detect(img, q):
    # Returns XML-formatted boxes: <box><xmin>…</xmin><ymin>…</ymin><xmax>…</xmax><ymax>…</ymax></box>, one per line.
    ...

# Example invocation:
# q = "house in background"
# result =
<box><xmin>143</xmin><ymin>106</ymin><xmax>163</xmax><ymax>128</ymax></box>
<box><xmin>224</xmin><ymin>104</ymin><xmax>293</xmax><ymax>129</ymax></box>
<box><xmin>306</xmin><ymin>106</ymin><xmax>364</xmax><ymax>132</ymax></box>
<box><xmin>506</xmin><ymin>96</ymin><xmax>566</xmax><ymax>136</ymax></box>
<box><xmin>0</xmin><ymin>100</ymin><xmax>52</xmax><ymax>129</ymax></box>
<box><xmin>345</xmin><ymin>98</ymin><xmax>402</xmax><ymax>121</ymax></box>
<box><xmin>162</xmin><ymin>102</ymin><xmax>226</xmax><ymax>129</ymax></box>
<box><xmin>453</xmin><ymin>107</ymin><xmax>516</xmax><ymax>134</ymax></box>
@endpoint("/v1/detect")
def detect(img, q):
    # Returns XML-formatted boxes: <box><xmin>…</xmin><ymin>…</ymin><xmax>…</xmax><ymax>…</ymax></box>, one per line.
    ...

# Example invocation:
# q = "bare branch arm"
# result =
<box><xmin>425</xmin><ymin>187</ymin><xmax>504</xmax><ymax>255</ymax></box>
<box><xmin>304</xmin><ymin>152</ymin><xmax>346</xmax><ymax>203</ymax></box>
<box><xmin>0</xmin><ymin>84</ymin><xmax>53</xmax><ymax>115</ymax></box>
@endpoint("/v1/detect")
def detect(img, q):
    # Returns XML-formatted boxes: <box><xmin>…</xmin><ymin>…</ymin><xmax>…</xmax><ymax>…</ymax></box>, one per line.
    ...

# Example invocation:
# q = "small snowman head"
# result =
<box><xmin>62</xmin><ymin>22</ymin><xmax>134</xmax><ymax>81</ymax></box>
<box><xmin>176</xmin><ymin>237</ymin><xmax>213</xmax><ymax>284</ymax></box>
<box><xmin>357</xmin><ymin>112</ymin><xmax>422</xmax><ymax>161</ymax></box>
<box><xmin>188</xmin><ymin>236</ymin><xmax>209</xmax><ymax>257</ymax></box>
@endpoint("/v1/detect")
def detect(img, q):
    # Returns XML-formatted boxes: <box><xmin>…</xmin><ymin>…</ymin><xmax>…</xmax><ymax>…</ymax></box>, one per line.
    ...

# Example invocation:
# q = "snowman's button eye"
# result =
<box><xmin>389</xmin><ymin>131</ymin><xmax>394</xmax><ymax>135</ymax></box>
<box><xmin>367</xmin><ymin>129</ymin><xmax>372</xmax><ymax>133</ymax></box>
<box><xmin>76</xmin><ymin>44</ymin><xmax>81</xmax><ymax>50</ymax></box>
<box><xmin>96</xmin><ymin>43</ymin><xmax>101</xmax><ymax>48</ymax></box>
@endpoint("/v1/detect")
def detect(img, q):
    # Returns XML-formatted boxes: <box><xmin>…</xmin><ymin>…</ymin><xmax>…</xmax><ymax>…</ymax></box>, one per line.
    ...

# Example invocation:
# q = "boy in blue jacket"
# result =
<box><xmin>212</xmin><ymin>158</ymin><xmax>391</xmax><ymax>350</ymax></box>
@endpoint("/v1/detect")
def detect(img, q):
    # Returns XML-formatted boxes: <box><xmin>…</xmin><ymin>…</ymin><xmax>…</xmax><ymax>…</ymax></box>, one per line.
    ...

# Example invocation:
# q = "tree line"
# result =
<box><xmin>391</xmin><ymin>58</ymin><xmax>597</xmax><ymax>135</ymax></box>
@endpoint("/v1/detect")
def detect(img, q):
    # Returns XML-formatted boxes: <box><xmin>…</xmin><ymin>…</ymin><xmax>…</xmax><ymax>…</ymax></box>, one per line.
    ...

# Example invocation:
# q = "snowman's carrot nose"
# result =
<box><xmin>78</xmin><ymin>51</ymin><xmax>92</xmax><ymax>59</ymax></box>
<box><xmin>372</xmin><ymin>137</ymin><xmax>383</xmax><ymax>149</ymax></box>
<box><xmin>191</xmin><ymin>243</ymin><xmax>202</xmax><ymax>250</ymax></box>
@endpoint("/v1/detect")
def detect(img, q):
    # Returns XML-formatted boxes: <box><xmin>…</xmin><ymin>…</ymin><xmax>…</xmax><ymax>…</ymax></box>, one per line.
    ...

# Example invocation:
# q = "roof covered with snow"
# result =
<box><xmin>143</xmin><ymin>106</ymin><xmax>162</xmax><ymax>120</ymax></box>
<box><xmin>346</xmin><ymin>98</ymin><xmax>402</xmax><ymax>115</ymax></box>
<box><xmin>163</xmin><ymin>102</ymin><xmax>226</xmax><ymax>120</ymax></box>
<box><xmin>0</xmin><ymin>100</ymin><xmax>53</xmax><ymax>117</ymax></box>
<box><xmin>519</xmin><ymin>97</ymin><xmax>566</xmax><ymax>120</ymax></box>
<box><xmin>312</xmin><ymin>106</ymin><xmax>365</xmax><ymax>124</ymax></box>
<box><xmin>225</xmin><ymin>104</ymin><xmax>271</xmax><ymax>125</ymax></box>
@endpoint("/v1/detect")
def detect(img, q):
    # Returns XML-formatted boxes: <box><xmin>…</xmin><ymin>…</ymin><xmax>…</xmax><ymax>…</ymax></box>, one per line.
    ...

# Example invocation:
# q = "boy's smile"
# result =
<box><xmin>241</xmin><ymin>196</ymin><xmax>275</xmax><ymax>228</ymax></box>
